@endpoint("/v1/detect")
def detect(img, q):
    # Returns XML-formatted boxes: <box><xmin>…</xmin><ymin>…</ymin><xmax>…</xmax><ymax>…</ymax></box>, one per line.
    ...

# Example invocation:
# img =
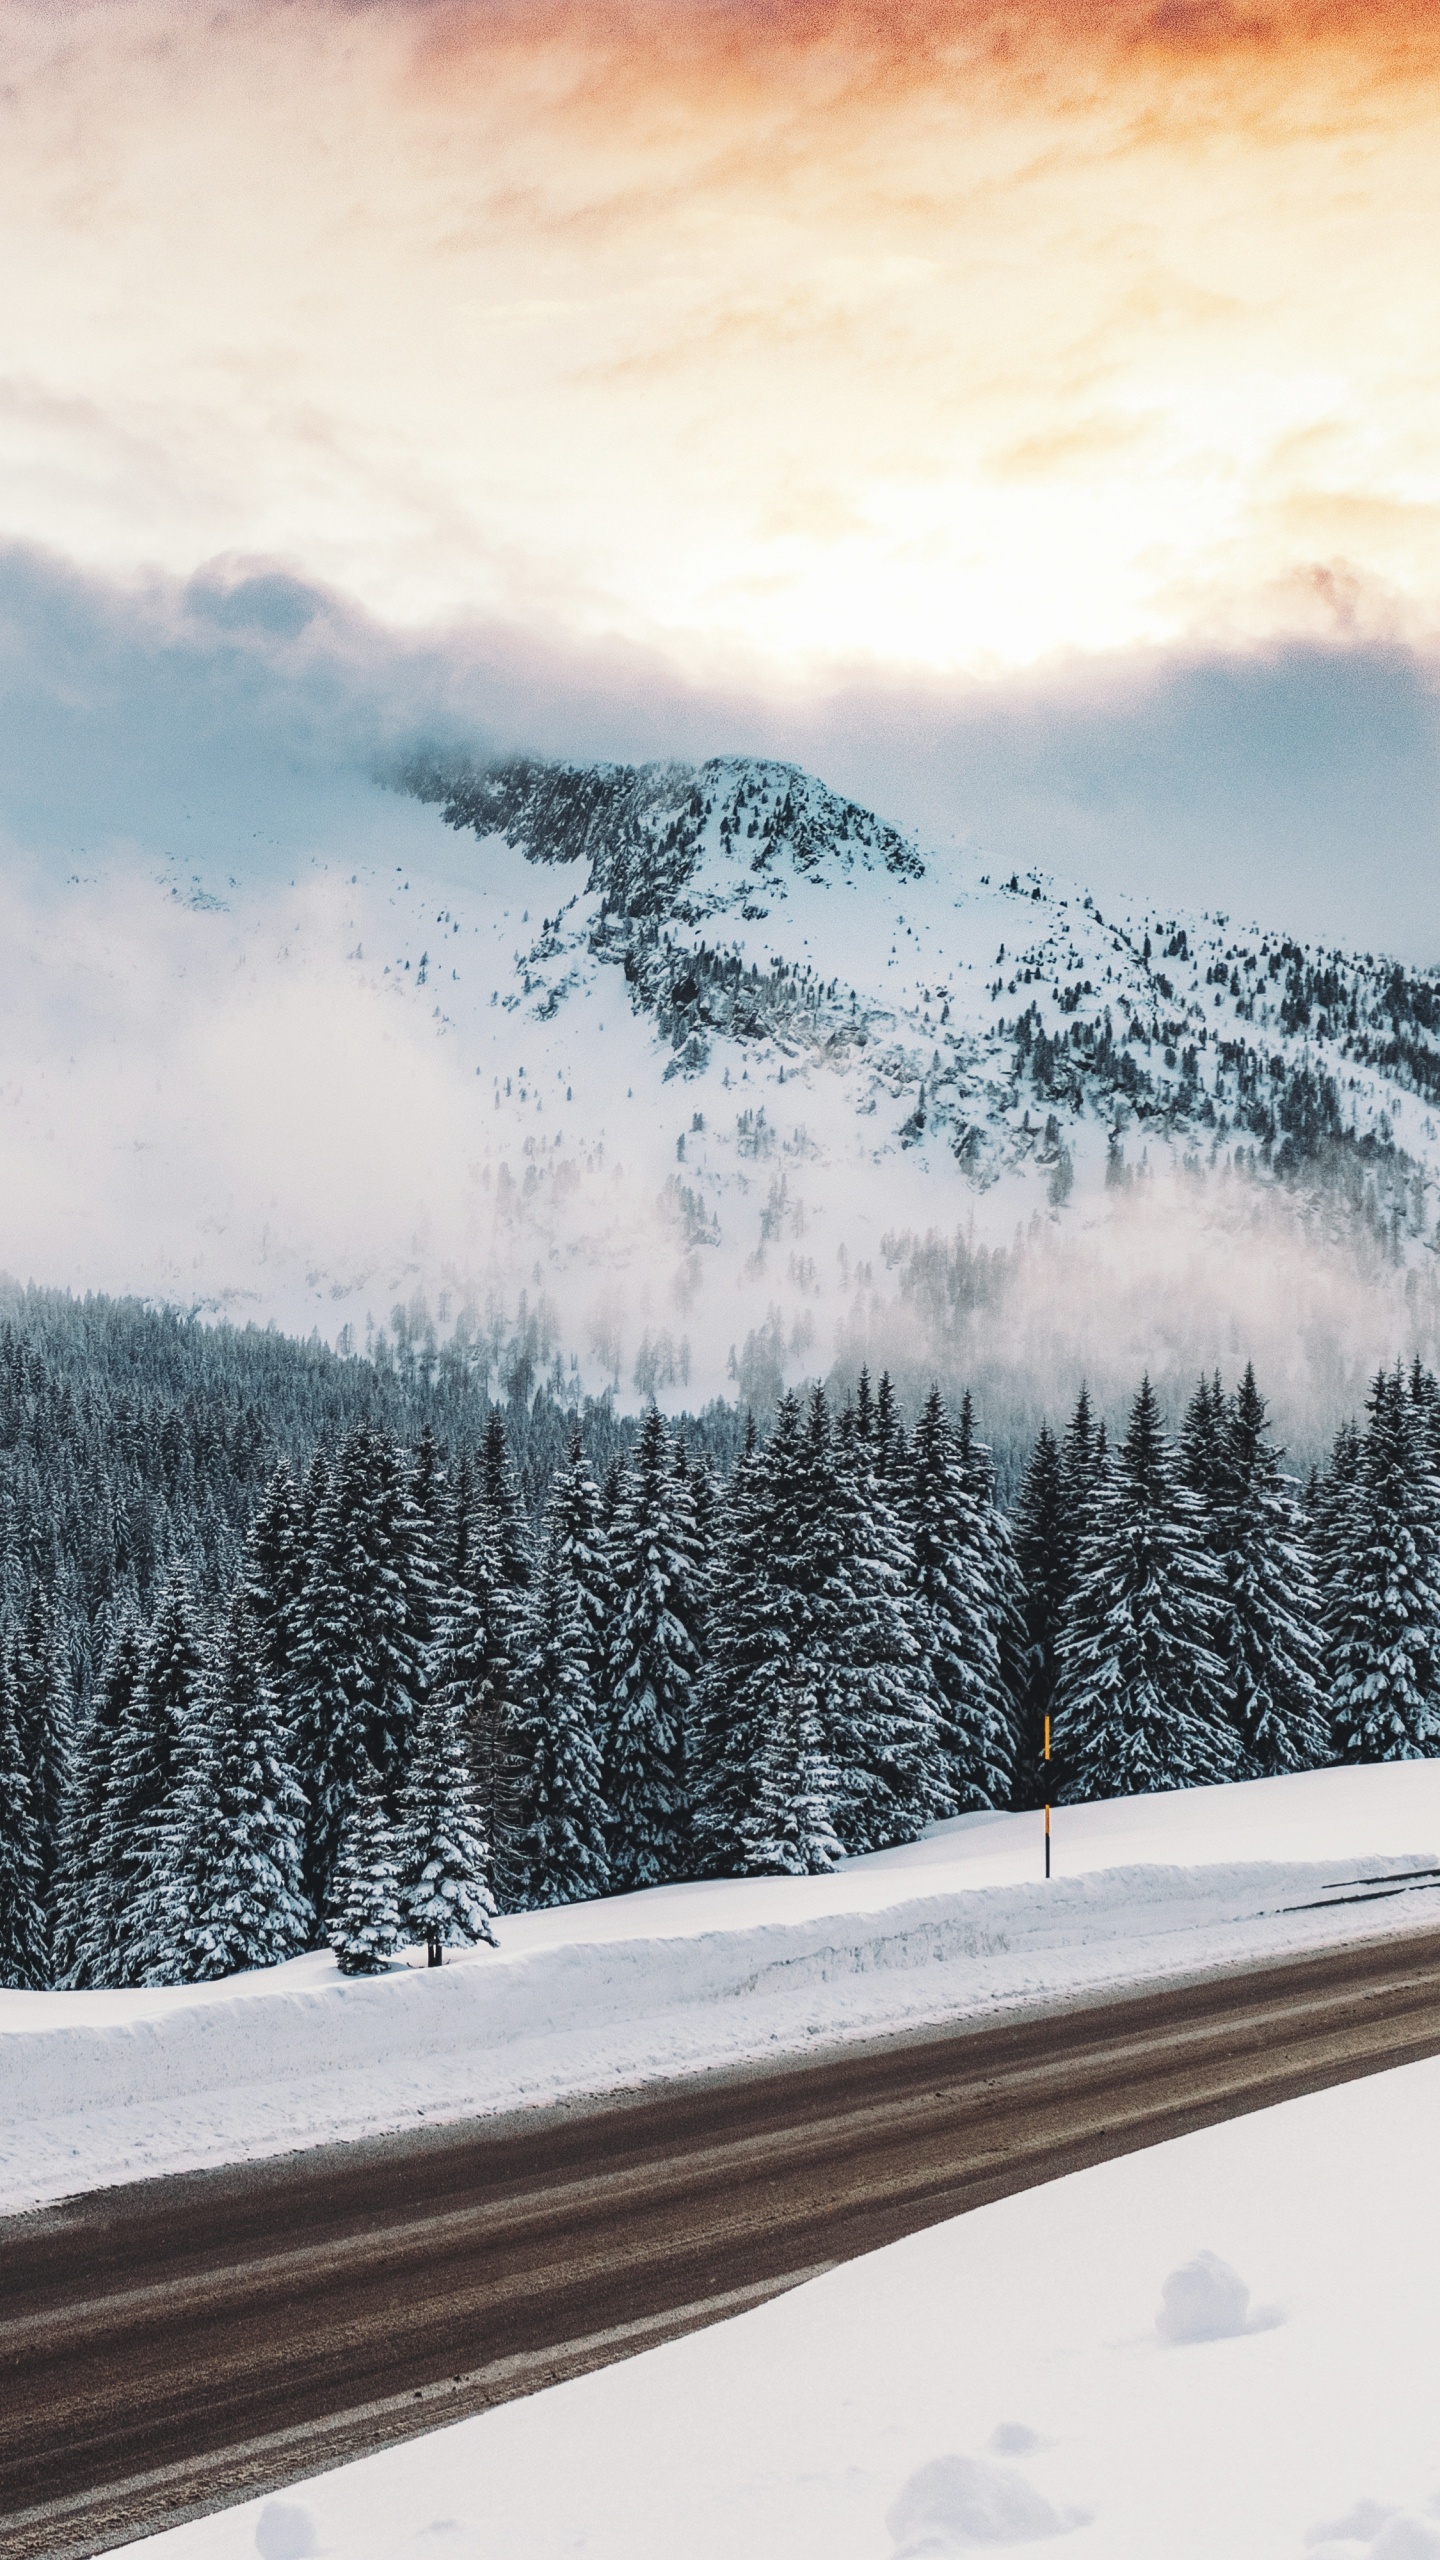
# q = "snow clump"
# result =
<box><xmin>1154</xmin><ymin>2248</ymin><xmax>1274</xmax><ymax>2343</ymax></box>
<box><xmin>886</xmin><ymin>2453</ymin><xmax>1080</xmax><ymax>2551</ymax></box>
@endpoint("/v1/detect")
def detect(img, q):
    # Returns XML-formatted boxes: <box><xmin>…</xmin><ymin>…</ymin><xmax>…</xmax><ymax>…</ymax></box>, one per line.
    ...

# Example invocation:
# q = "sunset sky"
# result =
<box><xmin>5</xmin><ymin>0</ymin><xmax>1440</xmax><ymax>942</ymax></box>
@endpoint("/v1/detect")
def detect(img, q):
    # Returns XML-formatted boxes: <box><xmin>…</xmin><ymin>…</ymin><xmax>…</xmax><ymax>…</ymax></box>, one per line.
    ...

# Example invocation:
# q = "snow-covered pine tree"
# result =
<box><xmin>1010</xmin><ymin>1424</ymin><xmax>1066</xmax><ymax>1807</ymax></box>
<box><xmin>11</xmin><ymin>1583</ymin><xmax>73</xmax><ymax>1931</ymax></box>
<box><xmin>810</xmin><ymin>1384</ymin><xmax>941</xmax><ymax>1854</ymax></box>
<box><xmin>289</xmin><ymin>1422</ymin><xmax>432</xmax><ymax>1917</ymax></box>
<box><xmin>429</xmin><ymin>1478</ymin><xmax>525</xmax><ymax>1907</ymax></box>
<box><xmin>1057</xmin><ymin>1384</ymin><xmax>1103</xmax><ymax>1582</ymax></box>
<box><xmin>103</xmin><ymin>1561</ymin><xmax>209</xmax><ymax>1985</ymax></box>
<box><xmin>906</xmin><ymin>1387</ymin><xmax>1009</xmax><ymax>1815</ymax></box>
<box><xmin>171</xmin><ymin>1594</ymin><xmax>311</xmax><ymax>1981</ymax></box>
<box><xmin>1179</xmin><ymin>1371</ymin><xmax>1228</xmax><ymax>1512</ymax></box>
<box><xmin>0</xmin><ymin>1652</ymin><xmax>47</xmax><ymax>1989</ymax></box>
<box><xmin>692</xmin><ymin>1407</ymin><xmax>788</xmax><ymax>1873</ymax></box>
<box><xmin>1212</xmin><ymin>1365</ymin><xmax>1329</xmax><ymax>1775</ymax></box>
<box><xmin>605</xmin><ymin>1405</ymin><xmax>702</xmax><ymax>1889</ymax></box>
<box><xmin>56</xmin><ymin>1611</ymin><xmax>145</xmax><ymax>1987</ymax></box>
<box><xmin>954</xmin><ymin>1392</ymin><xmax>1025</xmax><ymax>1801</ymax></box>
<box><xmin>1056</xmin><ymin>1377</ymin><xmax>1236</xmax><ymax>1800</ymax></box>
<box><xmin>397</xmin><ymin>1681</ymin><xmax>498</xmax><ymax>1959</ymax></box>
<box><xmin>327</xmin><ymin>1756</ymin><xmax>405</xmax><ymax>1974</ymax></box>
<box><xmin>241</xmin><ymin>1463</ymin><xmax>307</xmax><ymax>1707</ymax></box>
<box><xmin>509</xmin><ymin>1503</ymin><xmax>611</xmax><ymax>1909</ymax></box>
<box><xmin>734</xmin><ymin>1668</ymin><xmax>841</xmax><ymax>1878</ymax></box>
<box><xmin>543</xmin><ymin>1429</ymin><xmax>614</xmax><ymax>1674</ymax></box>
<box><xmin>874</xmin><ymin>1369</ymin><xmax>908</xmax><ymax>1486</ymax></box>
<box><xmin>480</xmin><ymin>1409</ymin><xmax>533</xmax><ymax>1595</ymax></box>
<box><xmin>1328</xmin><ymin>1368</ymin><xmax>1440</xmax><ymax>1762</ymax></box>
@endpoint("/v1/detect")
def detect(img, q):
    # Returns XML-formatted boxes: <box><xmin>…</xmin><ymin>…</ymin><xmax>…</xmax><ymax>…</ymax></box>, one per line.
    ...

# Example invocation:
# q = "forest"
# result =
<box><xmin>1</xmin><ymin>1282</ymin><xmax>1436</xmax><ymax>1990</ymax></box>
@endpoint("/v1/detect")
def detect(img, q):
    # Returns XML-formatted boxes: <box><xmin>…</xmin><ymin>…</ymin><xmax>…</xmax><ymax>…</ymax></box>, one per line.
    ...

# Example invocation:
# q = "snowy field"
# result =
<box><xmin>107</xmin><ymin>2043</ymin><xmax>1440</xmax><ymax>2560</ymax></box>
<box><xmin>5</xmin><ymin>1764</ymin><xmax>1440</xmax><ymax>2216</ymax></box>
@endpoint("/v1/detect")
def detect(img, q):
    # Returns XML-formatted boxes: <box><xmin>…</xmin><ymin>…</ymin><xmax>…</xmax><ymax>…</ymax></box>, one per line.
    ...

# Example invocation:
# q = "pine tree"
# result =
<box><xmin>605</xmin><ymin>1406</ymin><xmax>702</xmax><ymax>1889</ymax></box>
<box><xmin>0</xmin><ymin>1654</ymin><xmax>48</xmax><ymax>1989</ymax></box>
<box><xmin>480</xmin><ymin>1410</ymin><xmax>532</xmax><ymax>1594</ymax></box>
<box><xmin>104</xmin><ymin>1561</ymin><xmax>209</xmax><ymax>1985</ymax></box>
<box><xmin>1328</xmin><ymin>1369</ymin><xmax>1440</xmax><ymax>1761</ymax></box>
<box><xmin>734</xmin><ymin>1671</ymin><xmax>841</xmax><ymax>1877</ymax></box>
<box><xmin>1057</xmin><ymin>1384</ymin><xmax>1102</xmax><ymax>1583</ymax></box>
<box><xmin>1213</xmin><ymin>1365</ymin><xmax>1328</xmax><ymax>1776</ymax></box>
<box><xmin>810</xmin><ymin>1385</ymin><xmax>940</xmax><ymax>1853</ymax></box>
<box><xmin>327</xmin><ymin>1758</ymin><xmax>405</xmax><ymax>1974</ymax></box>
<box><xmin>544</xmin><ymin>1429</ymin><xmax>614</xmax><ymax>1673</ymax></box>
<box><xmin>509</xmin><ymin>1507</ymin><xmax>611</xmax><ymax>1909</ymax></box>
<box><xmin>57</xmin><ymin>1612</ymin><xmax>145</xmax><ymax>1987</ymax></box>
<box><xmin>907</xmin><ymin>1387</ymin><xmax>1010</xmax><ymax>1817</ymax></box>
<box><xmin>1011</xmin><ymin>1424</ymin><xmax>1066</xmax><ymax>1808</ymax></box>
<box><xmin>1179</xmin><ymin>1371</ymin><xmax>1228</xmax><ymax>1511</ymax></box>
<box><xmin>693</xmin><ymin>1407</ymin><xmax>787</xmax><ymax>1872</ymax></box>
<box><xmin>242</xmin><ymin>1463</ymin><xmax>306</xmax><ymax>1706</ymax></box>
<box><xmin>171</xmin><ymin>1595</ymin><xmax>312</xmax><ymax>1981</ymax></box>
<box><xmin>429</xmin><ymin>1480</ymin><xmax>525</xmax><ymax>1906</ymax></box>
<box><xmin>1057</xmin><ymin>1378</ymin><xmax>1236</xmax><ymax>1800</ymax></box>
<box><xmin>11</xmin><ymin>1582</ymin><xmax>73</xmax><ymax>1928</ymax></box>
<box><xmin>397</xmin><ymin>1682</ymin><xmax>498</xmax><ymax>1959</ymax></box>
<box><xmin>289</xmin><ymin>1422</ymin><xmax>433</xmax><ymax>1916</ymax></box>
<box><xmin>953</xmin><ymin>1393</ymin><xmax>1025</xmax><ymax>1803</ymax></box>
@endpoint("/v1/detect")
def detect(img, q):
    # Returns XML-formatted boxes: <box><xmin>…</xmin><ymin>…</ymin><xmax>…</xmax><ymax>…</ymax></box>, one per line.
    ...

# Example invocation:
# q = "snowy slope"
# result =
<box><xmin>108</xmin><ymin>2046</ymin><xmax>1440</xmax><ymax>2560</ymax></box>
<box><xmin>6</xmin><ymin>1764</ymin><xmax>1440</xmax><ymax>2215</ymax></box>
<box><xmin>9</xmin><ymin>743</ymin><xmax>1440</xmax><ymax>1407</ymax></box>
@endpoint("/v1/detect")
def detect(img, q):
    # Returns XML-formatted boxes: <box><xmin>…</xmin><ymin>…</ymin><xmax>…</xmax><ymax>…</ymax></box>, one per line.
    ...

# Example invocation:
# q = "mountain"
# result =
<box><xmin>9</xmin><ymin>743</ymin><xmax>1440</xmax><ymax>1439</ymax></box>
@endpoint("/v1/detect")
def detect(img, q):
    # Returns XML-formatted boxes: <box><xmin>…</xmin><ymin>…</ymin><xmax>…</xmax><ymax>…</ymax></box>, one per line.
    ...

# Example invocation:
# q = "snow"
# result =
<box><xmin>3</xmin><ymin>746</ymin><xmax>1435</xmax><ymax>1411</ymax></box>
<box><xmin>102</xmin><ymin>2022</ymin><xmax>1440</xmax><ymax>2560</ymax></box>
<box><xmin>6</xmin><ymin>1762</ymin><xmax>1440</xmax><ymax>2216</ymax></box>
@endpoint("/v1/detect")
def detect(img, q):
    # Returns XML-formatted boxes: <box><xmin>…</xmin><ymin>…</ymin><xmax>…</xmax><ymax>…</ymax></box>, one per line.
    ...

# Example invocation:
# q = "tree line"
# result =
<box><xmin>4</xmin><ymin>1349</ymin><xmax>1440</xmax><ymax>1991</ymax></box>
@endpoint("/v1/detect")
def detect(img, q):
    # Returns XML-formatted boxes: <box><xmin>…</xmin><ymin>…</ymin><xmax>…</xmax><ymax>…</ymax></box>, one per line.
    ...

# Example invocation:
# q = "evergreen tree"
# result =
<box><xmin>1057</xmin><ymin>1384</ymin><xmax>1102</xmax><ymax>1584</ymax></box>
<box><xmin>0</xmin><ymin>1654</ymin><xmax>47</xmax><ymax>1989</ymax></box>
<box><xmin>510</xmin><ymin>1508</ymin><xmax>611</xmax><ymax>1909</ymax></box>
<box><xmin>104</xmin><ymin>1561</ymin><xmax>209</xmax><ymax>1985</ymax></box>
<box><xmin>429</xmin><ymin>1480</ymin><xmax>525</xmax><ymax>1906</ymax></box>
<box><xmin>327</xmin><ymin>1757</ymin><xmax>405</xmax><ymax>1974</ymax></box>
<box><xmin>544</xmin><ymin>1429</ymin><xmax>614</xmax><ymax>1672</ymax></box>
<box><xmin>810</xmin><ymin>1385</ymin><xmax>940</xmax><ymax>1853</ymax></box>
<box><xmin>479</xmin><ymin>1410</ymin><xmax>532</xmax><ymax>1593</ymax></box>
<box><xmin>1309</xmin><ymin>1415</ymin><xmax>1362</xmax><ymax>1597</ymax></box>
<box><xmin>734</xmin><ymin>1671</ymin><xmax>841</xmax><ymax>1877</ymax></box>
<box><xmin>693</xmin><ymin>1408</ymin><xmax>785</xmax><ymax>1872</ymax></box>
<box><xmin>1328</xmin><ymin>1369</ymin><xmax>1440</xmax><ymax>1761</ymax></box>
<box><xmin>953</xmin><ymin>1393</ymin><xmax>1025</xmax><ymax>1802</ymax></box>
<box><xmin>1213</xmin><ymin>1366</ymin><xmax>1328</xmax><ymax>1775</ymax></box>
<box><xmin>1179</xmin><ymin>1371</ymin><xmax>1228</xmax><ymax>1511</ymax></box>
<box><xmin>1010</xmin><ymin>1423</ymin><xmax>1066</xmax><ymax>1807</ymax></box>
<box><xmin>606</xmin><ymin>1406</ymin><xmax>702</xmax><ymax>1889</ymax></box>
<box><xmin>908</xmin><ymin>1388</ymin><xmax>1012</xmax><ymax>1815</ymax></box>
<box><xmin>1056</xmin><ymin>1378</ymin><xmax>1236</xmax><ymax>1800</ymax></box>
<box><xmin>874</xmin><ymin>1369</ymin><xmax>908</xmax><ymax>1485</ymax></box>
<box><xmin>289</xmin><ymin>1422</ymin><xmax>433</xmax><ymax>1915</ymax></box>
<box><xmin>57</xmin><ymin>1612</ymin><xmax>145</xmax><ymax>1987</ymax></box>
<box><xmin>241</xmin><ymin>1463</ymin><xmax>306</xmax><ymax>1707</ymax></box>
<box><xmin>397</xmin><ymin>1682</ymin><xmax>498</xmax><ymax>1959</ymax></box>
<box><xmin>172</xmin><ymin>1595</ymin><xmax>312</xmax><ymax>1981</ymax></box>
<box><xmin>11</xmin><ymin>1583</ymin><xmax>73</xmax><ymax>1942</ymax></box>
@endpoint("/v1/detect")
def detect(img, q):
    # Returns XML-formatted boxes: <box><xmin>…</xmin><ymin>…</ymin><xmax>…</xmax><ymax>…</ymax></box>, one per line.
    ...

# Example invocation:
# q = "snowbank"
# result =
<box><xmin>5</xmin><ymin>1763</ymin><xmax>1440</xmax><ymax>2214</ymax></box>
<box><xmin>105</xmin><ymin>2033</ymin><xmax>1440</xmax><ymax>2560</ymax></box>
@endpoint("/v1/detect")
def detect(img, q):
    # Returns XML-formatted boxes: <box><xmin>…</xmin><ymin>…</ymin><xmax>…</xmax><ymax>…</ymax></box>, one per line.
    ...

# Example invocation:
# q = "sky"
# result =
<box><xmin>4</xmin><ymin>0</ymin><xmax>1440</xmax><ymax>936</ymax></box>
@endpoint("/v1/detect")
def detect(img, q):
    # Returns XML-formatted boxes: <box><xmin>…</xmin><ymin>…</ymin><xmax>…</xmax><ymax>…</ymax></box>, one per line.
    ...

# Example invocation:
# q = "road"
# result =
<box><xmin>5</xmin><ymin>1924</ymin><xmax>1440</xmax><ymax>2560</ymax></box>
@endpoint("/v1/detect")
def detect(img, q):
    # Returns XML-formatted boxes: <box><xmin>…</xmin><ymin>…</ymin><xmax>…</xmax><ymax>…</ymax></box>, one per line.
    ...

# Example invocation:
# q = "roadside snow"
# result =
<box><xmin>4</xmin><ymin>1764</ymin><xmax>1440</xmax><ymax>2215</ymax></box>
<box><xmin>105</xmin><ymin>2040</ymin><xmax>1440</xmax><ymax>2560</ymax></box>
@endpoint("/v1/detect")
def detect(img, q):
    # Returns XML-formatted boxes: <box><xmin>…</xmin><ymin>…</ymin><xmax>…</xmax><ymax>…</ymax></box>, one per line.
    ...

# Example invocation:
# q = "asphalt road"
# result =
<box><xmin>6</xmin><ymin>1924</ymin><xmax>1440</xmax><ymax>2560</ymax></box>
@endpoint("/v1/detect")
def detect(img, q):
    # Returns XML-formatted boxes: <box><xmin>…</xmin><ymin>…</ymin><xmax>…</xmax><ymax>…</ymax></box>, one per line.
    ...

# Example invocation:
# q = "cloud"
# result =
<box><xmin>5</xmin><ymin>0</ymin><xmax>1440</xmax><ymax>675</ymax></box>
<box><xmin>3</xmin><ymin>543</ymin><xmax>1440</xmax><ymax>959</ymax></box>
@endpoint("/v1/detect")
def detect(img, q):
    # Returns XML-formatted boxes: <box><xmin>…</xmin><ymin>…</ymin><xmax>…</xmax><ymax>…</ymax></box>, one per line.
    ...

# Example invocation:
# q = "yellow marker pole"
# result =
<box><xmin>1043</xmin><ymin>1714</ymin><xmax>1052</xmax><ymax>1881</ymax></box>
